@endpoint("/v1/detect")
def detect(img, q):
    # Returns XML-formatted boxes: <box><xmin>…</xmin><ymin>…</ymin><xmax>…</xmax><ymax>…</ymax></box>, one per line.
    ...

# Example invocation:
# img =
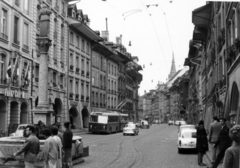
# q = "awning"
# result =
<box><xmin>192</xmin><ymin>3</ymin><xmax>211</xmax><ymax>27</ymax></box>
<box><xmin>68</xmin><ymin>17</ymin><xmax>102</xmax><ymax>41</ymax></box>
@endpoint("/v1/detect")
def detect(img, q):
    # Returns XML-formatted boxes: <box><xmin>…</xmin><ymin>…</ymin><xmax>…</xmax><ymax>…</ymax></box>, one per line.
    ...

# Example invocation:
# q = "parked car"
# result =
<box><xmin>168</xmin><ymin>120</ymin><xmax>174</xmax><ymax>125</ymax></box>
<box><xmin>123</xmin><ymin>123</ymin><xmax>139</xmax><ymax>136</ymax></box>
<box><xmin>177</xmin><ymin>128</ymin><xmax>197</xmax><ymax>153</ymax></box>
<box><xmin>9</xmin><ymin>124</ymin><xmax>28</xmax><ymax>137</ymax></box>
<box><xmin>179</xmin><ymin>125</ymin><xmax>196</xmax><ymax>133</ymax></box>
<box><xmin>175</xmin><ymin>120</ymin><xmax>187</xmax><ymax>126</ymax></box>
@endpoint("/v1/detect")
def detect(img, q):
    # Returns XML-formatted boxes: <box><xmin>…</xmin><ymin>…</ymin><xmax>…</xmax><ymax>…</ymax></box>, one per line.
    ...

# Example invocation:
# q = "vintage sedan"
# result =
<box><xmin>123</xmin><ymin>123</ymin><xmax>139</xmax><ymax>136</ymax></box>
<box><xmin>177</xmin><ymin>128</ymin><xmax>197</xmax><ymax>153</ymax></box>
<box><xmin>9</xmin><ymin>124</ymin><xmax>28</xmax><ymax>137</ymax></box>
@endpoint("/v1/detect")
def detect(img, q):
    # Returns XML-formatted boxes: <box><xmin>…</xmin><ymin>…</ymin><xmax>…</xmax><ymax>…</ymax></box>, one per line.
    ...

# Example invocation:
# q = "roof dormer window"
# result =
<box><xmin>78</xmin><ymin>15</ymin><xmax>82</xmax><ymax>22</ymax></box>
<box><xmin>72</xmin><ymin>10</ymin><xmax>76</xmax><ymax>18</ymax></box>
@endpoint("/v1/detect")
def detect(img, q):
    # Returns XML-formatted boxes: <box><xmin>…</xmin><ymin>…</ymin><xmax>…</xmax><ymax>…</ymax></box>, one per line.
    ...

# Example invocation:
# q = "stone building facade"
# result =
<box><xmin>67</xmin><ymin>4</ymin><xmax>102</xmax><ymax>129</ymax></box>
<box><xmin>30</xmin><ymin>0</ymin><xmax>72</xmax><ymax>126</ymax></box>
<box><xmin>0</xmin><ymin>0</ymin><xmax>35</xmax><ymax>134</ymax></box>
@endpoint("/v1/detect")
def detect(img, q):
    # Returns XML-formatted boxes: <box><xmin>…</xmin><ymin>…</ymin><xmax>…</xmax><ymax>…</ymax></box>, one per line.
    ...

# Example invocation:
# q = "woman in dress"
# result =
<box><xmin>196</xmin><ymin>120</ymin><xmax>208</xmax><ymax>166</ymax></box>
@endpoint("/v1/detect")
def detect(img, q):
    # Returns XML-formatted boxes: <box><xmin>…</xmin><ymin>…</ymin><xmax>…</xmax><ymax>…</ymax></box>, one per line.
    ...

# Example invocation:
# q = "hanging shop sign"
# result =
<box><xmin>4</xmin><ymin>89</ymin><xmax>30</xmax><ymax>99</ymax></box>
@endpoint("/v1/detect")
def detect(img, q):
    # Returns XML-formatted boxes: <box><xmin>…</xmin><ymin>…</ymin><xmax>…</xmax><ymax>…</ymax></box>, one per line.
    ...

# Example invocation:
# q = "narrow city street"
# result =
<box><xmin>76</xmin><ymin>124</ymin><xmax>204</xmax><ymax>168</ymax></box>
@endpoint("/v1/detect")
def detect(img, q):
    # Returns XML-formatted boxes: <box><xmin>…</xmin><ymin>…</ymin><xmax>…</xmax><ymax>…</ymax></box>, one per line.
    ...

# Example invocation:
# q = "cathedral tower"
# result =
<box><xmin>168</xmin><ymin>53</ymin><xmax>176</xmax><ymax>80</ymax></box>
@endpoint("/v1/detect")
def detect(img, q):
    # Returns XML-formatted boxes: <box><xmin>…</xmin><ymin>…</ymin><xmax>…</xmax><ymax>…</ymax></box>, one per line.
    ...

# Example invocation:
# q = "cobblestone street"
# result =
<box><xmin>76</xmin><ymin>124</ymin><xmax>210</xmax><ymax>168</ymax></box>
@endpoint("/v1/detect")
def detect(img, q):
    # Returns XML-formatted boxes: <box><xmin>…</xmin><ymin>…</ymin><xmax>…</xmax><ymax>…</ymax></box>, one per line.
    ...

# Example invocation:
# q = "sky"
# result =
<box><xmin>75</xmin><ymin>0</ymin><xmax>207</xmax><ymax>96</ymax></box>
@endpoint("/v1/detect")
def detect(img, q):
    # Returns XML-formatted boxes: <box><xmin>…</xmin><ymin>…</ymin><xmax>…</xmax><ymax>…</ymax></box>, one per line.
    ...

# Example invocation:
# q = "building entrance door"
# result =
<box><xmin>81</xmin><ymin>107</ymin><xmax>89</xmax><ymax>128</ymax></box>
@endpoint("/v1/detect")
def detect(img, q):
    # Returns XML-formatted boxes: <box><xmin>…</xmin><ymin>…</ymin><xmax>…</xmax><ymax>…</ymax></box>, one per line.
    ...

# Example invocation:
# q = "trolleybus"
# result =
<box><xmin>89</xmin><ymin>111</ymin><xmax>129</xmax><ymax>134</ymax></box>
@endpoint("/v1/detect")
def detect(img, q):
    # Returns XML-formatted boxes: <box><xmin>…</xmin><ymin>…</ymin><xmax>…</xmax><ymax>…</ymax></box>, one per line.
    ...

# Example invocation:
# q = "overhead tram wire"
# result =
<box><xmin>139</xmin><ymin>0</ymin><xmax>169</xmax><ymax>69</ymax></box>
<box><xmin>157</xmin><ymin>0</ymin><xmax>174</xmax><ymax>54</ymax></box>
<box><xmin>123</xmin><ymin>10</ymin><xmax>142</xmax><ymax>20</ymax></box>
<box><xmin>105</xmin><ymin>1</ymin><xmax>122</xmax><ymax>15</ymax></box>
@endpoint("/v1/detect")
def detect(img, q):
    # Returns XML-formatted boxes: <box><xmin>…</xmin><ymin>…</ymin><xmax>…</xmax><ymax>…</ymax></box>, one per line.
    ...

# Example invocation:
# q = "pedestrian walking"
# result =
<box><xmin>208</xmin><ymin>116</ymin><xmax>222</xmax><ymax>164</ymax></box>
<box><xmin>210</xmin><ymin>118</ymin><xmax>232</xmax><ymax>168</ymax></box>
<box><xmin>14</xmin><ymin>125</ymin><xmax>40</xmax><ymax>168</ymax></box>
<box><xmin>63</xmin><ymin>121</ymin><xmax>73</xmax><ymax>168</ymax></box>
<box><xmin>196</xmin><ymin>120</ymin><xmax>208</xmax><ymax>166</ymax></box>
<box><xmin>41</xmin><ymin>127</ymin><xmax>59</xmax><ymax>168</ymax></box>
<box><xmin>52</xmin><ymin>126</ymin><xmax>63</xmax><ymax>168</ymax></box>
<box><xmin>222</xmin><ymin>125</ymin><xmax>240</xmax><ymax>168</ymax></box>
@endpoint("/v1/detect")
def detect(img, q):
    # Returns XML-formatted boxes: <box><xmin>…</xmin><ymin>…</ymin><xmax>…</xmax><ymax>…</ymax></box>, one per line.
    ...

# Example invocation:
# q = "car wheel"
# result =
<box><xmin>123</xmin><ymin>133</ymin><xmax>126</xmax><ymax>136</ymax></box>
<box><xmin>178</xmin><ymin>148</ymin><xmax>182</xmax><ymax>154</ymax></box>
<box><xmin>109</xmin><ymin>128</ymin><xmax>112</xmax><ymax>134</ymax></box>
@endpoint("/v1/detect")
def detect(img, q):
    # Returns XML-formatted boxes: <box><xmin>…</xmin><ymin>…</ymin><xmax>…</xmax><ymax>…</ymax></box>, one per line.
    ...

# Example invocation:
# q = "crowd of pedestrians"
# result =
<box><xmin>196</xmin><ymin>116</ymin><xmax>239</xmax><ymax>168</ymax></box>
<box><xmin>13</xmin><ymin>121</ymin><xmax>73</xmax><ymax>168</ymax></box>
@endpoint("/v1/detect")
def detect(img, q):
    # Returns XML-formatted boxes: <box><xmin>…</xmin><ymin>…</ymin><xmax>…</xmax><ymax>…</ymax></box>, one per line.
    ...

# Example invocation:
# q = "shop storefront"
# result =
<box><xmin>0</xmin><ymin>88</ymin><xmax>31</xmax><ymax>135</ymax></box>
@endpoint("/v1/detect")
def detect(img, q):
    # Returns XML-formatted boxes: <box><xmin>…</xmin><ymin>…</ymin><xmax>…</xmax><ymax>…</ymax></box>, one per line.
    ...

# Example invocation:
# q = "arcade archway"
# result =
<box><xmin>0</xmin><ymin>100</ymin><xmax>7</xmax><ymax>131</ymax></box>
<box><xmin>53</xmin><ymin>98</ymin><xmax>62</xmax><ymax>123</ymax></box>
<box><xmin>20</xmin><ymin>102</ymin><xmax>28</xmax><ymax>124</ymax></box>
<box><xmin>81</xmin><ymin>107</ymin><xmax>89</xmax><ymax>128</ymax></box>
<box><xmin>230</xmin><ymin>82</ymin><xmax>239</xmax><ymax>125</ymax></box>
<box><xmin>69</xmin><ymin>106</ymin><xmax>79</xmax><ymax>129</ymax></box>
<box><xmin>10</xmin><ymin>101</ymin><xmax>18</xmax><ymax>124</ymax></box>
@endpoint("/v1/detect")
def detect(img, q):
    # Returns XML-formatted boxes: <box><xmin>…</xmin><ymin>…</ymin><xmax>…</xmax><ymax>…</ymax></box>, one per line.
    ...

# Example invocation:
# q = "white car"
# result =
<box><xmin>175</xmin><ymin>120</ymin><xmax>187</xmax><ymax>126</ymax></box>
<box><xmin>168</xmin><ymin>120</ymin><xmax>174</xmax><ymax>125</ymax></box>
<box><xmin>10</xmin><ymin>124</ymin><xmax>28</xmax><ymax>137</ymax></box>
<box><xmin>179</xmin><ymin>125</ymin><xmax>196</xmax><ymax>133</ymax></box>
<box><xmin>123</xmin><ymin>123</ymin><xmax>139</xmax><ymax>136</ymax></box>
<box><xmin>177</xmin><ymin>128</ymin><xmax>197</xmax><ymax>153</ymax></box>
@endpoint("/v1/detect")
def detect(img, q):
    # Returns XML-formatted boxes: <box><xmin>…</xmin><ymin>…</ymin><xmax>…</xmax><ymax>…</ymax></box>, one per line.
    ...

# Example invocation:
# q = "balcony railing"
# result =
<box><xmin>75</xmin><ymin>94</ymin><xmax>79</xmax><ymax>100</ymax></box>
<box><xmin>53</xmin><ymin>82</ymin><xmax>57</xmax><ymax>87</ymax></box>
<box><xmin>0</xmin><ymin>33</ymin><xmax>8</xmax><ymax>40</ymax></box>
<box><xmin>70</xmin><ymin>65</ymin><xmax>74</xmax><ymax>71</ymax></box>
<box><xmin>23</xmin><ymin>44</ymin><xmax>29</xmax><ymax>51</ymax></box>
<box><xmin>76</xmin><ymin>67</ymin><xmax>80</xmax><ymax>73</ymax></box>
<box><xmin>81</xmin><ymin>70</ymin><xmax>85</xmax><ymax>76</ymax></box>
<box><xmin>86</xmin><ymin>71</ymin><xmax>90</xmax><ymax>77</ymax></box>
<box><xmin>69</xmin><ymin>92</ymin><xmax>74</xmax><ymax>99</ymax></box>
<box><xmin>81</xmin><ymin>95</ymin><xmax>84</xmax><ymax>100</ymax></box>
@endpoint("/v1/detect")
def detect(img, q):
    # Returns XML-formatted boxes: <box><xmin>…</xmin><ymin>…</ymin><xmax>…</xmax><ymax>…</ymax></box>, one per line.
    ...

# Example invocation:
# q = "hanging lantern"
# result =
<box><xmin>129</xmin><ymin>41</ymin><xmax>131</xmax><ymax>46</ymax></box>
<box><xmin>143</xmin><ymin>64</ymin><xmax>145</xmax><ymax>68</ymax></box>
<box><xmin>150</xmin><ymin>62</ymin><xmax>152</xmax><ymax>65</ymax></box>
<box><xmin>152</xmin><ymin>80</ymin><xmax>153</xmax><ymax>82</ymax></box>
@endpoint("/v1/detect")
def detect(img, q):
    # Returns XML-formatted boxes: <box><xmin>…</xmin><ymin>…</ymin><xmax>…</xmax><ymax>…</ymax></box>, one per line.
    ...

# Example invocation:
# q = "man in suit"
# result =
<box><xmin>208</xmin><ymin>116</ymin><xmax>222</xmax><ymax>163</ymax></box>
<box><xmin>14</xmin><ymin>125</ymin><xmax>40</xmax><ymax>168</ymax></box>
<box><xmin>210</xmin><ymin>118</ymin><xmax>232</xmax><ymax>168</ymax></box>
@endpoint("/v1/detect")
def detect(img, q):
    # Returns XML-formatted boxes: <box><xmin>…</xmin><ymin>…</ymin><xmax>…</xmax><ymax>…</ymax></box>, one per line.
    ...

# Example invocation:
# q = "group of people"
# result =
<box><xmin>13</xmin><ymin>121</ymin><xmax>73</xmax><ymax>168</ymax></box>
<box><xmin>196</xmin><ymin>116</ymin><xmax>239</xmax><ymax>168</ymax></box>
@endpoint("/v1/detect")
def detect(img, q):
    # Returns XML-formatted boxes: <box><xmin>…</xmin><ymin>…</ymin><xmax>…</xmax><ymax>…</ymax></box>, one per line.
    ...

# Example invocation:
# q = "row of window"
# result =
<box><xmin>69</xmin><ymin>52</ymin><xmax>90</xmax><ymax>71</ymax></box>
<box><xmin>1</xmin><ymin>7</ymin><xmax>30</xmax><ymax>48</ymax></box>
<box><xmin>91</xmin><ymin>91</ymin><xmax>118</xmax><ymax>107</ymax></box>
<box><xmin>69</xmin><ymin>31</ymin><xmax>90</xmax><ymax>54</ymax></box>
<box><xmin>92</xmin><ymin>52</ymin><xmax>118</xmax><ymax>76</ymax></box>
<box><xmin>69</xmin><ymin>78</ymin><xmax>89</xmax><ymax>97</ymax></box>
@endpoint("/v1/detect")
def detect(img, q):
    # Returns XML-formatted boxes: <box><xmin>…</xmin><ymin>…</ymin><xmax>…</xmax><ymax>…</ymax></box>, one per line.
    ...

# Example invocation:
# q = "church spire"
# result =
<box><xmin>168</xmin><ymin>53</ymin><xmax>176</xmax><ymax>80</ymax></box>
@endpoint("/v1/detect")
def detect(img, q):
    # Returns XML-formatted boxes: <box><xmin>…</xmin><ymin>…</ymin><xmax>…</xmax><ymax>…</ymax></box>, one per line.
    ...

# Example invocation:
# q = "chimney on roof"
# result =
<box><xmin>116</xmin><ymin>34</ymin><xmax>122</xmax><ymax>44</ymax></box>
<box><xmin>101</xmin><ymin>18</ymin><xmax>109</xmax><ymax>41</ymax></box>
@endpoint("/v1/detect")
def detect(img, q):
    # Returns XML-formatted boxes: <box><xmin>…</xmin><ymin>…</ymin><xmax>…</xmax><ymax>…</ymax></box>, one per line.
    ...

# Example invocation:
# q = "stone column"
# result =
<box><xmin>32</xmin><ymin>3</ymin><xmax>53</xmax><ymax>125</ymax></box>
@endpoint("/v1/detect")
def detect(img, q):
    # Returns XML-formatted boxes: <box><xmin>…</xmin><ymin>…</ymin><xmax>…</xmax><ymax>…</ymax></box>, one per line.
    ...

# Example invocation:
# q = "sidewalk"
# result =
<box><xmin>203</xmin><ymin>144</ymin><xmax>222</xmax><ymax>168</ymax></box>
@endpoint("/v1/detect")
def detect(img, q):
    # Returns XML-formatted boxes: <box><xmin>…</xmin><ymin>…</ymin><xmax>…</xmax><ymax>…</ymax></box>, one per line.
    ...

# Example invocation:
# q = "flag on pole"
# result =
<box><xmin>10</xmin><ymin>52</ymin><xmax>20</xmax><ymax>85</ymax></box>
<box><xmin>21</xmin><ymin>61</ymin><xmax>30</xmax><ymax>87</ymax></box>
